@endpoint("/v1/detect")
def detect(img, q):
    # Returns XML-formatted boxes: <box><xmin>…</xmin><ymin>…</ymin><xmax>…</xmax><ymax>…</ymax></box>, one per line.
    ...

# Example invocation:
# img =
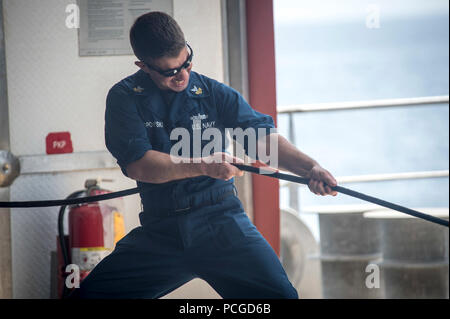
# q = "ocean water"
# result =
<box><xmin>274</xmin><ymin>3</ymin><xmax>449</xmax><ymax>240</ymax></box>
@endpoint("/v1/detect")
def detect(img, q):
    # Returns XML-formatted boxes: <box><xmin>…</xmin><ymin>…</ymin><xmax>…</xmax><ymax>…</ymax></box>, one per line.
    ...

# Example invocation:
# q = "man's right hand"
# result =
<box><xmin>201</xmin><ymin>152</ymin><xmax>244</xmax><ymax>181</ymax></box>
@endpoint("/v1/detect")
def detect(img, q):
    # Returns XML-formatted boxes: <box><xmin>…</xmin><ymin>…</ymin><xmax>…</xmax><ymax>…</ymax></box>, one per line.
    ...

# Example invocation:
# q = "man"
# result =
<box><xmin>73</xmin><ymin>11</ymin><xmax>337</xmax><ymax>299</ymax></box>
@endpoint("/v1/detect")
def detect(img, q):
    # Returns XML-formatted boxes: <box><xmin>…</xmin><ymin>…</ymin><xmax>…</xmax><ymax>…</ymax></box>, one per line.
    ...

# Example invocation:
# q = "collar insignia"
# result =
<box><xmin>133</xmin><ymin>86</ymin><xmax>144</xmax><ymax>93</ymax></box>
<box><xmin>190</xmin><ymin>85</ymin><xmax>203</xmax><ymax>95</ymax></box>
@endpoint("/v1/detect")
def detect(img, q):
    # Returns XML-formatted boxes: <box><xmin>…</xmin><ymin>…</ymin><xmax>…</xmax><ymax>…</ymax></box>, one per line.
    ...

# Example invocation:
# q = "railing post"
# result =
<box><xmin>288</xmin><ymin>113</ymin><xmax>299</xmax><ymax>212</ymax></box>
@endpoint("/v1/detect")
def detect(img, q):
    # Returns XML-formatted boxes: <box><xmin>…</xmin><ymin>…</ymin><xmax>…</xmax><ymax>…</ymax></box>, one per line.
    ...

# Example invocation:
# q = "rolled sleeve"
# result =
<box><xmin>105</xmin><ymin>86</ymin><xmax>152</xmax><ymax>176</ymax></box>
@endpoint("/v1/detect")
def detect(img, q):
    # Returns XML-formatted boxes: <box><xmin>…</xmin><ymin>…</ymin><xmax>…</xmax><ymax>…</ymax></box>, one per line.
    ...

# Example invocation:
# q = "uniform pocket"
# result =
<box><xmin>231</xmin><ymin>211</ymin><xmax>260</xmax><ymax>239</ymax></box>
<box><xmin>207</xmin><ymin>209</ymin><xmax>259</xmax><ymax>250</ymax></box>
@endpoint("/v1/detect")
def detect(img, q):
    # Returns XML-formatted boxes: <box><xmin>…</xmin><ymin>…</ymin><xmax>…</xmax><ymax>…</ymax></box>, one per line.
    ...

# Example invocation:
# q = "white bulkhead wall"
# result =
<box><xmin>3</xmin><ymin>0</ymin><xmax>225</xmax><ymax>299</ymax></box>
<box><xmin>4</xmin><ymin>0</ymin><xmax>224</xmax><ymax>156</ymax></box>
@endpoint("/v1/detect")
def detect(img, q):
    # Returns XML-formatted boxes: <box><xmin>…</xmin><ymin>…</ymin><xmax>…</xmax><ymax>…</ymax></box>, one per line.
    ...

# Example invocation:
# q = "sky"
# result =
<box><xmin>274</xmin><ymin>0</ymin><xmax>449</xmax><ymax>25</ymax></box>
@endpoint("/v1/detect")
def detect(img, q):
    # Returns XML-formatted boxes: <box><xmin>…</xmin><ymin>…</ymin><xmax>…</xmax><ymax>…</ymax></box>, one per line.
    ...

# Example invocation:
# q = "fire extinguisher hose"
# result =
<box><xmin>57</xmin><ymin>190</ymin><xmax>86</xmax><ymax>269</ymax></box>
<box><xmin>0</xmin><ymin>164</ymin><xmax>448</xmax><ymax>227</ymax></box>
<box><xmin>58</xmin><ymin>190</ymin><xmax>85</xmax><ymax>299</ymax></box>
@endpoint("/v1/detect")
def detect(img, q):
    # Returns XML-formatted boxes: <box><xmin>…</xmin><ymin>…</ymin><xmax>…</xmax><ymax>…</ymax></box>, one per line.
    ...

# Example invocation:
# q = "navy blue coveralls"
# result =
<box><xmin>74</xmin><ymin>69</ymin><xmax>298</xmax><ymax>299</ymax></box>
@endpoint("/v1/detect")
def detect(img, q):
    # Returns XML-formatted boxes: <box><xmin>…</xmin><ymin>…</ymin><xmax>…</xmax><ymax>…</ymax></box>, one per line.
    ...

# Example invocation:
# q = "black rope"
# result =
<box><xmin>0</xmin><ymin>164</ymin><xmax>448</xmax><ymax>227</ymax></box>
<box><xmin>232</xmin><ymin>164</ymin><xmax>449</xmax><ymax>228</ymax></box>
<box><xmin>0</xmin><ymin>187</ymin><xmax>141</xmax><ymax>208</ymax></box>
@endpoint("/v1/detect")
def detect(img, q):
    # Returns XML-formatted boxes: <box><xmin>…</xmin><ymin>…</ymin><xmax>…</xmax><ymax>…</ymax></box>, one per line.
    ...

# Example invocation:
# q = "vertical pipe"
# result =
<box><xmin>223</xmin><ymin>0</ymin><xmax>254</xmax><ymax>221</ymax></box>
<box><xmin>0</xmin><ymin>0</ymin><xmax>13</xmax><ymax>299</ymax></box>
<box><xmin>245</xmin><ymin>0</ymin><xmax>280</xmax><ymax>254</ymax></box>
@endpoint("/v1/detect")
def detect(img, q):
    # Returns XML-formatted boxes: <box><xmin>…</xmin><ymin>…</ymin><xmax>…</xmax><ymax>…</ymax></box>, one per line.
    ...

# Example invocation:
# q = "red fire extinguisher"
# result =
<box><xmin>57</xmin><ymin>179</ymin><xmax>125</xmax><ymax>298</ymax></box>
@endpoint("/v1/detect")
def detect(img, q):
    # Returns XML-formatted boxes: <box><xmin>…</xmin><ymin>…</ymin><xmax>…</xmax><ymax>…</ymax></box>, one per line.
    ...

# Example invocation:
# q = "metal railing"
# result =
<box><xmin>278</xmin><ymin>95</ymin><xmax>449</xmax><ymax>113</ymax></box>
<box><xmin>279</xmin><ymin>169</ymin><xmax>450</xmax><ymax>188</ymax></box>
<box><xmin>277</xmin><ymin>96</ymin><xmax>450</xmax><ymax>212</ymax></box>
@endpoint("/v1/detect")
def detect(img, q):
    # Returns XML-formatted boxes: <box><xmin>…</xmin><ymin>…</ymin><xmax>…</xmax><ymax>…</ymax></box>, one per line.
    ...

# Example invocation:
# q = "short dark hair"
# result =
<box><xmin>130</xmin><ymin>12</ymin><xmax>186</xmax><ymax>61</ymax></box>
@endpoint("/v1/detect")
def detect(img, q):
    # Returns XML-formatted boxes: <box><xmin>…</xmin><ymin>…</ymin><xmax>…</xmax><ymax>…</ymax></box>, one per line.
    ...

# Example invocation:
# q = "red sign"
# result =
<box><xmin>46</xmin><ymin>132</ymin><xmax>74</xmax><ymax>154</ymax></box>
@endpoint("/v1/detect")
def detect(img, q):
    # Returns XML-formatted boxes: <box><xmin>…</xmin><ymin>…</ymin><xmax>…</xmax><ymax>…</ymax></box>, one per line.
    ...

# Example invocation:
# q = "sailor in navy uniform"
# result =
<box><xmin>72</xmin><ymin>12</ymin><xmax>337</xmax><ymax>299</ymax></box>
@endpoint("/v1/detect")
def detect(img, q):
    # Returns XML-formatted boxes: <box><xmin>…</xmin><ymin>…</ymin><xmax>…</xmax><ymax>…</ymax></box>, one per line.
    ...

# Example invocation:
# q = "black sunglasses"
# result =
<box><xmin>144</xmin><ymin>43</ymin><xmax>194</xmax><ymax>78</ymax></box>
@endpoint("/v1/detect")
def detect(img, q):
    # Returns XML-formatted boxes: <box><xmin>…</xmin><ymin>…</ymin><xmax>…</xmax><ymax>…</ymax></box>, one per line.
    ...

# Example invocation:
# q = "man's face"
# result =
<box><xmin>136</xmin><ymin>46</ymin><xmax>193</xmax><ymax>93</ymax></box>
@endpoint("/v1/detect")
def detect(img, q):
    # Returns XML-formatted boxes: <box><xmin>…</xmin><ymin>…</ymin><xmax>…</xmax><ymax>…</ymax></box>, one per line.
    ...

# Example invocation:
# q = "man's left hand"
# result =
<box><xmin>306</xmin><ymin>165</ymin><xmax>338</xmax><ymax>196</ymax></box>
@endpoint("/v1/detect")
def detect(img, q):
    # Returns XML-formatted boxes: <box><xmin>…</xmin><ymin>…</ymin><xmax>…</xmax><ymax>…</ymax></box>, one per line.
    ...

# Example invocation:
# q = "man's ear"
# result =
<box><xmin>135</xmin><ymin>61</ymin><xmax>146</xmax><ymax>70</ymax></box>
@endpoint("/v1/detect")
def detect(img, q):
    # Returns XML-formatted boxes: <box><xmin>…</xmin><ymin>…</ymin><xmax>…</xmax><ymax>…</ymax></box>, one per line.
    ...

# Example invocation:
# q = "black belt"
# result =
<box><xmin>145</xmin><ymin>185</ymin><xmax>237</xmax><ymax>217</ymax></box>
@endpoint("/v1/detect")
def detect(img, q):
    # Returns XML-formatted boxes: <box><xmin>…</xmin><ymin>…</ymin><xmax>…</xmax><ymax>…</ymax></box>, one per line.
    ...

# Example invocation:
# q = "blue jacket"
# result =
<box><xmin>105</xmin><ymin>70</ymin><xmax>274</xmax><ymax>212</ymax></box>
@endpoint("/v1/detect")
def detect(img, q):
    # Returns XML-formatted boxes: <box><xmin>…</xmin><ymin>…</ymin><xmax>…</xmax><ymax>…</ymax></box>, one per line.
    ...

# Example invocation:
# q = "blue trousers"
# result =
<box><xmin>72</xmin><ymin>195</ymin><xmax>298</xmax><ymax>299</ymax></box>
